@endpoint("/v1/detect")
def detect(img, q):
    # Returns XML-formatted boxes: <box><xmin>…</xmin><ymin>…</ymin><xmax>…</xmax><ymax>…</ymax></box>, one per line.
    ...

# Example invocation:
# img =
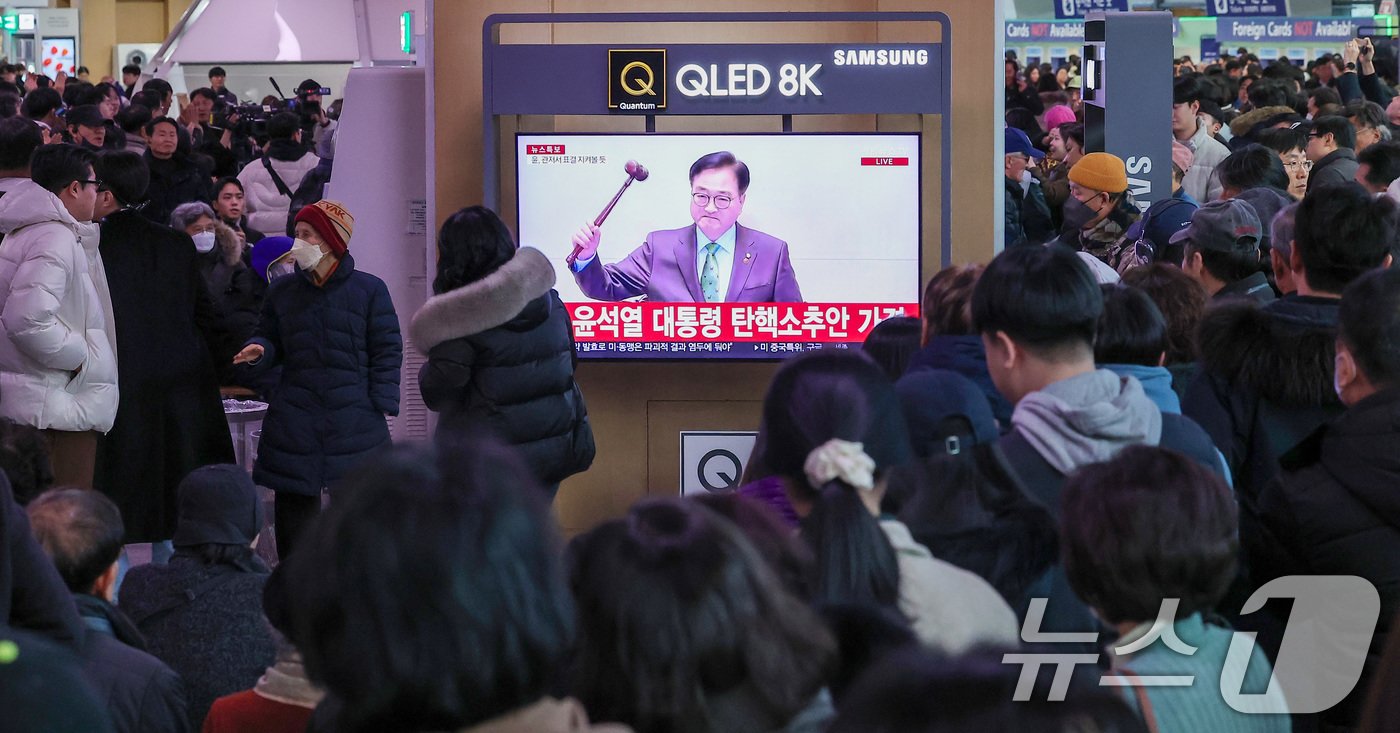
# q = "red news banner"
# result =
<box><xmin>567</xmin><ymin>303</ymin><xmax>920</xmax><ymax>343</ymax></box>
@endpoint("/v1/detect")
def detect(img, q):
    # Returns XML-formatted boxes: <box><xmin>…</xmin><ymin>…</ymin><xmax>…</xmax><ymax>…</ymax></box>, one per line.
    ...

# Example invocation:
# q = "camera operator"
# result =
<box><xmin>208</xmin><ymin>66</ymin><xmax>238</xmax><ymax>108</ymax></box>
<box><xmin>294</xmin><ymin>79</ymin><xmax>336</xmax><ymax>161</ymax></box>
<box><xmin>236</xmin><ymin>112</ymin><xmax>320</xmax><ymax>235</ymax></box>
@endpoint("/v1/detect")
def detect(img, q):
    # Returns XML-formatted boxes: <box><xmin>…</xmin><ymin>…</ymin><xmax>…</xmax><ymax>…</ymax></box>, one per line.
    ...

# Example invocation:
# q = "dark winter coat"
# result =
<box><xmin>991</xmin><ymin>413</ymin><xmax>1224</xmax><ymax>652</ymax></box>
<box><xmin>906</xmin><ymin>335</ymin><xmax>1014</xmax><ymax>429</ymax></box>
<box><xmin>199</xmin><ymin>224</ymin><xmax>264</xmax><ymax>384</ymax></box>
<box><xmin>893</xmin><ymin>443</ymin><xmax>1059</xmax><ymax>614</ymax></box>
<box><xmin>0</xmin><ymin>471</ymin><xmax>83</xmax><ymax>647</ymax></box>
<box><xmin>1005</xmin><ymin>83</ymin><xmax>1044</xmax><ymax>115</ymax></box>
<box><xmin>1306</xmin><ymin>147</ymin><xmax>1360</xmax><ymax>193</ymax></box>
<box><xmin>246</xmin><ymin>253</ymin><xmax>402</xmax><ymax>496</ymax></box>
<box><xmin>1183</xmin><ymin>296</ymin><xmax>1344</xmax><ymax>548</ymax></box>
<box><xmin>142</xmin><ymin>153</ymin><xmax>213</xmax><ymax>227</ymax></box>
<box><xmin>1253</xmin><ymin>388</ymin><xmax>1400</xmax><ymax>730</ymax></box>
<box><xmin>1004</xmin><ymin>177</ymin><xmax>1054</xmax><ymax>248</ymax></box>
<box><xmin>94</xmin><ymin>210</ymin><xmax>236</xmax><ymax>543</ymax></box>
<box><xmin>119</xmin><ymin>555</ymin><xmax>275</xmax><ymax>733</ymax></box>
<box><xmin>412</xmin><ymin>248</ymin><xmax>595</xmax><ymax>489</ymax></box>
<box><xmin>73</xmin><ymin>594</ymin><xmax>188</xmax><ymax>733</ymax></box>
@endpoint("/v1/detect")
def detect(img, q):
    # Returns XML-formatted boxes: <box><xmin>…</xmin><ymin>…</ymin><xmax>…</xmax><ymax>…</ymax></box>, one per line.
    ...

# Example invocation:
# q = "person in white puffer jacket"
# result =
<box><xmin>0</xmin><ymin>144</ymin><xmax>118</xmax><ymax>489</ymax></box>
<box><xmin>236</xmin><ymin>112</ymin><xmax>320</xmax><ymax>236</ymax></box>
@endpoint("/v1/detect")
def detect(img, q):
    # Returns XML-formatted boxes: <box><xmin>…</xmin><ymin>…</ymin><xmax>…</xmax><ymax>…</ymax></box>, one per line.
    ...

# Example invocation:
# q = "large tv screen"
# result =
<box><xmin>516</xmin><ymin>133</ymin><xmax>922</xmax><ymax>359</ymax></box>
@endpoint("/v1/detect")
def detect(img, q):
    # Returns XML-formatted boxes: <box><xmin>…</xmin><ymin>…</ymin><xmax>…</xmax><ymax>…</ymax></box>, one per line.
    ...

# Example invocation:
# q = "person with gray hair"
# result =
<box><xmin>169</xmin><ymin>201</ymin><xmax>215</xmax><ymax>235</ymax></box>
<box><xmin>1269</xmin><ymin>203</ymin><xmax>1298</xmax><ymax>296</ymax></box>
<box><xmin>1346</xmin><ymin>100</ymin><xmax>1390</xmax><ymax>153</ymax></box>
<box><xmin>173</xmin><ymin>198</ymin><xmax>265</xmax><ymax>388</ymax></box>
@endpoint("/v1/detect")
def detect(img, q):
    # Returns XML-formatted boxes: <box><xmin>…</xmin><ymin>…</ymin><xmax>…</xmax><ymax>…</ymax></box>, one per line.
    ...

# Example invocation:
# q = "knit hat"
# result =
<box><xmin>250</xmin><ymin>236</ymin><xmax>294</xmax><ymax>284</ymax></box>
<box><xmin>1171</xmin><ymin>140</ymin><xmax>1195</xmax><ymax>175</ymax></box>
<box><xmin>1043</xmin><ymin>104</ymin><xmax>1077</xmax><ymax>131</ymax></box>
<box><xmin>293</xmin><ymin>200</ymin><xmax>354</xmax><ymax>257</ymax></box>
<box><xmin>1068</xmin><ymin>152</ymin><xmax>1129</xmax><ymax>194</ymax></box>
<box><xmin>171</xmin><ymin>465</ymin><xmax>263</xmax><ymax>547</ymax></box>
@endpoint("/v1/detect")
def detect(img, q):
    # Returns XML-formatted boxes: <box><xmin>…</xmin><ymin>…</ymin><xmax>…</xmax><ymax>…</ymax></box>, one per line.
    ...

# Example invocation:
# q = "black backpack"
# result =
<box><xmin>261</xmin><ymin>156</ymin><xmax>332</xmax><ymax>236</ymax></box>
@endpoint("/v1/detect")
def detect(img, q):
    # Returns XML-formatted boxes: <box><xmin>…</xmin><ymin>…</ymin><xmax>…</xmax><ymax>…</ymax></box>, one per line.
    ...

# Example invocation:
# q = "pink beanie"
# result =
<box><xmin>1044</xmin><ymin>105</ymin><xmax>1077</xmax><ymax>131</ymax></box>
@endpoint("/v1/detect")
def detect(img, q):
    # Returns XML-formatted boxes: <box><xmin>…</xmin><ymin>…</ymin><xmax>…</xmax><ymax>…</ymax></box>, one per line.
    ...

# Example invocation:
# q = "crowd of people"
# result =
<box><xmin>0</xmin><ymin>39</ymin><xmax>1397</xmax><ymax>733</ymax></box>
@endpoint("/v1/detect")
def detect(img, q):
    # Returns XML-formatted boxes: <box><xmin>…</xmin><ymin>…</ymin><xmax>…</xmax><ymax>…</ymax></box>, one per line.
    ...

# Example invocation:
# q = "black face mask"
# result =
<box><xmin>1062</xmin><ymin>194</ymin><xmax>1105</xmax><ymax>231</ymax></box>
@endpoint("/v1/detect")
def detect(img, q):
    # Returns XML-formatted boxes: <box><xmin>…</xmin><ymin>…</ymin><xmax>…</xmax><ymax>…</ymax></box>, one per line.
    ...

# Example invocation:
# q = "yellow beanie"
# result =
<box><xmin>1068</xmin><ymin>152</ymin><xmax>1129</xmax><ymax>194</ymax></box>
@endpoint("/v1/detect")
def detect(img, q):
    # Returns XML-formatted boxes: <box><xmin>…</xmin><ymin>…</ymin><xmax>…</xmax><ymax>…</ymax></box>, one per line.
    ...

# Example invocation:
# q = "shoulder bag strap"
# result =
<box><xmin>261</xmin><ymin>156</ymin><xmax>293</xmax><ymax>198</ymax></box>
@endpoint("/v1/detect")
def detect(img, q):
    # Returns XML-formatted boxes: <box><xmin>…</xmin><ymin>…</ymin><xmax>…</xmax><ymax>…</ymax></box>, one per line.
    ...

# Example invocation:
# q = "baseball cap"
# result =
<box><xmin>1170</xmin><ymin>199</ymin><xmax>1262</xmax><ymax>253</ymax></box>
<box><xmin>1005</xmin><ymin>127</ymin><xmax>1045</xmax><ymax>159</ymax></box>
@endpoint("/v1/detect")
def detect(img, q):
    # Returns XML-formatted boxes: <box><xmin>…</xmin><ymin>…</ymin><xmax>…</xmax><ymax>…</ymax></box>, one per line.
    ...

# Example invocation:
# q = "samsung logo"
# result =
<box><xmin>833</xmin><ymin>49</ymin><xmax>930</xmax><ymax>67</ymax></box>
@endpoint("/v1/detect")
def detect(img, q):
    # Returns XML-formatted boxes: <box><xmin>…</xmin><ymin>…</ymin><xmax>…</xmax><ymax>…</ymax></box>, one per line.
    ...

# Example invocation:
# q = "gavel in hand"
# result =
<box><xmin>565</xmin><ymin>159</ymin><xmax>650</xmax><ymax>267</ymax></box>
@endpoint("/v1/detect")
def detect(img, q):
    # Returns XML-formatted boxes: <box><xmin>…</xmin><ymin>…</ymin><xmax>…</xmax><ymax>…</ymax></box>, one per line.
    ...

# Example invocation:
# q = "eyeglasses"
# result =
<box><xmin>691</xmin><ymin>192</ymin><xmax>734</xmax><ymax>210</ymax></box>
<box><xmin>76</xmin><ymin>179</ymin><xmax>102</xmax><ymax>188</ymax></box>
<box><xmin>1283</xmin><ymin>160</ymin><xmax>1313</xmax><ymax>171</ymax></box>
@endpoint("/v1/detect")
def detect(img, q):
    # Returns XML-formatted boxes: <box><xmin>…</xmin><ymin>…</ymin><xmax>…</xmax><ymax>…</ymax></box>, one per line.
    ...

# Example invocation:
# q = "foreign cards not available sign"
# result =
<box><xmin>1053</xmin><ymin>0</ymin><xmax>1129</xmax><ymax>20</ymax></box>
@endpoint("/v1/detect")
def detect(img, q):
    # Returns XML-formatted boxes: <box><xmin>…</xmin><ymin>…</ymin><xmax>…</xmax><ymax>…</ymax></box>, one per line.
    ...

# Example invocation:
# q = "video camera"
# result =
<box><xmin>212</xmin><ymin>100</ymin><xmax>289</xmax><ymax>139</ymax></box>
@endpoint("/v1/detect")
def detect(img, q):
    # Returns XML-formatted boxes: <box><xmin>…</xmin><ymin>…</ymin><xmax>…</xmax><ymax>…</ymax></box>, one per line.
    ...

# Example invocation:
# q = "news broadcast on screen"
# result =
<box><xmin>516</xmin><ymin>133</ymin><xmax>923</xmax><ymax>359</ymax></box>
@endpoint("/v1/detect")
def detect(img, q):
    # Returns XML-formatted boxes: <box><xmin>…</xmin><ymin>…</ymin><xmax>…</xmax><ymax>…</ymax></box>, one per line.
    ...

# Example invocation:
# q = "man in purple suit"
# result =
<box><xmin>569</xmin><ymin>151</ymin><xmax>803</xmax><ymax>303</ymax></box>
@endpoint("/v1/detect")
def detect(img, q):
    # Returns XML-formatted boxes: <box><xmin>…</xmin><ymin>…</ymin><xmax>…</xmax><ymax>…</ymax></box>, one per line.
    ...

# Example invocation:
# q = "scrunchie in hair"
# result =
<box><xmin>804</xmin><ymin>439</ymin><xmax>877</xmax><ymax>492</ymax></box>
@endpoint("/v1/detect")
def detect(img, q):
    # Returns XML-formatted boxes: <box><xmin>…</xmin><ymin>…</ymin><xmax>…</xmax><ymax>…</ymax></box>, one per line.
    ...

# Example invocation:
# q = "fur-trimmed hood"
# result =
<box><xmin>1229</xmin><ymin>105</ymin><xmax>1299</xmax><ymax>139</ymax></box>
<box><xmin>410</xmin><ymin>247</ymin><xmax>557</xmax><ymax>354</ymax></box>
<box><xmin>210</xmin><ymin>221</ymin><xmax>244</xmax><ymax>268</ymax></box>
<box><xmin>1197</xmin><ymin>297</ymin><xmax>1341</xmax><ymax>408</ymax></box>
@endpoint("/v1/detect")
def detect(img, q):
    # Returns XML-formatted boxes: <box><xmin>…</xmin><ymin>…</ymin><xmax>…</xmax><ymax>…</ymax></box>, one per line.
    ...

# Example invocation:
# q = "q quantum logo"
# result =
<box><xmin>609</xmin><ymin>49</ymin><xmax>667</xmax><ymax>112</ymax></box>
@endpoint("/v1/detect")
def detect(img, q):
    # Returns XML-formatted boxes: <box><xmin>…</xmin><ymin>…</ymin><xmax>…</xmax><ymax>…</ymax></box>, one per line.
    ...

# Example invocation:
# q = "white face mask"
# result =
<box><xmin>192</xmin><ymin>230</ymin><xmax>216</xmax><ymax>253</ymax></box>
<box><xmin>289</xmin><ymin>238</ymin><xmax>325</xmax><ymax>270</ymax></box>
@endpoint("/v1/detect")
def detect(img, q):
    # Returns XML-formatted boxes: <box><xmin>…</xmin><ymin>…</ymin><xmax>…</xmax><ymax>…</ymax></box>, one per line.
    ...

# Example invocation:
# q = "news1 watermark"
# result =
<box><xmin>1003</xmin><ymin>576</ymin><xmax>1381</xmax><ymax>713</ymax></box>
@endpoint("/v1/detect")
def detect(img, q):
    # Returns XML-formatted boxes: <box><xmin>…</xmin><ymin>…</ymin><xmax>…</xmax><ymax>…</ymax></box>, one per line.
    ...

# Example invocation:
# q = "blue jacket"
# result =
<box><xmin>1104</xmin><ymin>364</ymin><xmax>1182</xmax><ymax>415</ymax></box>
<box><xmin>906</xmin><ymin>335</ymin><xmax>1014</xmax><ymax>429</ymax></box>
<box><xmin>247</xmin><ymin>254</ymin><xmax>402</xmax><ymax>496</ymax></box>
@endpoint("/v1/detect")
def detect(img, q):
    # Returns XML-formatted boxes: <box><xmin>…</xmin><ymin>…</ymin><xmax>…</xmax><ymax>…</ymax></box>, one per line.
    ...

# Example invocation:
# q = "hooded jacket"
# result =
<box><xmin>0</xmin><ymin>181</ymin><xmax>118</xmax><ymax>432</ymax></box>
<box><xmin>1183</xmin><ymin>296</ymin><xmax>1344</xmax><ymax>518</ymax></box>
<box><xmin>1254</xmin><ymin>388</ymin><xmax>1400</xmax><ymax>729</ymax></box>
<box><xmin>1228</xmin><ymin>106</ymin><xmax>1298</xmax><ymax>142</ymax></box>
<box><xmin>236</xmin><ymin>142</ymin><xmax>320</xmax><ymax>236</ymax></box>
<box><xmin>967</xmin><ymin>370</ymin><xmax>1221</xmax><ymax>650</ymax></box>
<box><xmin>412</xmin><ymin>248</ymin><xmax>595</xmax><ymax>488</ymax></box>
<box><xmin>1103</xmin><ymin>364</ymin><xmax>1181</xmax><ymax>415</ymax></box>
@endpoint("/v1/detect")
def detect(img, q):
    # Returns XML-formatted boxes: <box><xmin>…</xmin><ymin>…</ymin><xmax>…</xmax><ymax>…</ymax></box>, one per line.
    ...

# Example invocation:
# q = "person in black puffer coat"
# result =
<box><xmin>234</xmin><ymin>200</ymin><xmax>402</xmax><ymax>557</ymax></box>
<box><xmin>410</xmin><ymin>206</ymin><xmax>595</xmax><ymax>498</ymax></box>
<box><xmin>1253</xmin><ymin>268</ymin><xmax>1400</xmax><ymax>732</ymax></box>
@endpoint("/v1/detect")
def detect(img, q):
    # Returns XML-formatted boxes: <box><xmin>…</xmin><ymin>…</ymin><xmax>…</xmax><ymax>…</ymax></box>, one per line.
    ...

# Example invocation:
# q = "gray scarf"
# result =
<box><xmin>1012</xmin><ymin>369</ymin><xmax>1163</xmax><ymax>474</ymax></box>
